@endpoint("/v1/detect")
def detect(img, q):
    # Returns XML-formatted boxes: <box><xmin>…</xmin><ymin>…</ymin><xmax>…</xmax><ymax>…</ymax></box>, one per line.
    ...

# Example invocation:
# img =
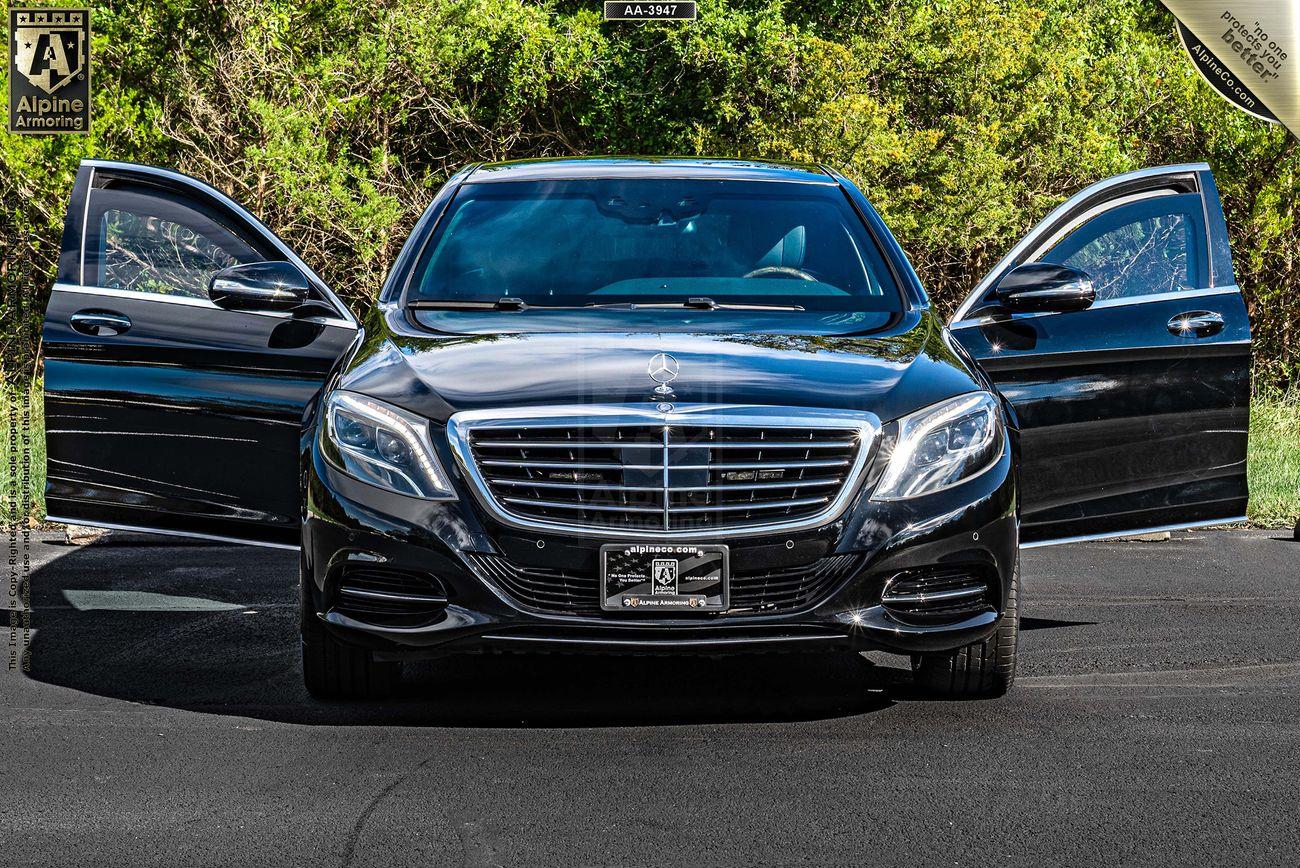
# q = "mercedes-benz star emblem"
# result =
<box><xmin>647</xmin><ymin>353</ymin><xmax>679</xmax><ymax>385</ymax></box>
<box><xmin>647</xmin><ymin>352</ymin><xmax>679</xmax><ymax>398</ymax></box>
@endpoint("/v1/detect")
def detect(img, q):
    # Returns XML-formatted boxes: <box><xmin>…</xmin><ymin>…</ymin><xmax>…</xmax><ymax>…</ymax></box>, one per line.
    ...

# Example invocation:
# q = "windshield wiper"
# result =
<box><xmin>586</xmin><ymin>297</ymin><xmax>806</xmax><ymax>312</ymax></box>
<box><xmin>409</xmin><ymin>296</ymin><xmax>807</xmax><ymax>312</ymax></box>
<box><xmin>407</xmin><ymin>297</ymin><xmax>531</xmax><ymax>311</ymax></box>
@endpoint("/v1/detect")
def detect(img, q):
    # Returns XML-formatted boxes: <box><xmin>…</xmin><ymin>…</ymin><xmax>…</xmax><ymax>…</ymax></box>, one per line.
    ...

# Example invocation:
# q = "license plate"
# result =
<box><xmin>600</xmin><ymin>543</ymin><xmax>729</xmax><ymax>612</ymax></box>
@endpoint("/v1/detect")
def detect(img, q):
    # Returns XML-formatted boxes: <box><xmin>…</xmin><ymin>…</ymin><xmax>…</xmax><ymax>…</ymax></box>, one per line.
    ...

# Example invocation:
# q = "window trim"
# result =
<box><xmin>74</xmin><ymin>160</ymin><xmax>357</xmax><ymax>328</ymax></box>
<box><xmin>1035</xmin><ymin>190</ymin><xmax>1208</xmax><ymax>300</ymax></box>
<box><xmin>1023</xmin><ymin>189</ymin><xmax>1178</xmax><ymax>263</ymax></box>
<box><xmin>87</xmin><ymin>184</ymin><xmax>264</xmax><ymax>299</ymax></box>
<box><xmin>947</xmin><ymin>284</ymin><xmax>1241</xmax><ymax>330</ymax></box>
<box><xmin>47</xmin><ymin>281</ymin><xmax>358</xmax><ymax>330</ymax></box>
<box><xmin>949</xmin><ymin>164</ymin><xmax>1212</xmax><ymax>324</ymax></box>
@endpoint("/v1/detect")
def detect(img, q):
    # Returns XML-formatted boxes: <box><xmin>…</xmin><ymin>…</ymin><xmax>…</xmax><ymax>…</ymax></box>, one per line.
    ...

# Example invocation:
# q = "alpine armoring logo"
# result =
<box><xmin>8</xmin><ymin>8</ymin><xmax>91</xmax><ymax>134</ymax></box>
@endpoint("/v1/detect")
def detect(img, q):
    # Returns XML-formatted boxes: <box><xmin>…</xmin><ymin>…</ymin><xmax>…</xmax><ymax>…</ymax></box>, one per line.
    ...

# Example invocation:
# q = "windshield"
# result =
<box><xmin>406</xmin><ymin>178</ymin><xmax>903</xmax><ymax>315</ymax></box>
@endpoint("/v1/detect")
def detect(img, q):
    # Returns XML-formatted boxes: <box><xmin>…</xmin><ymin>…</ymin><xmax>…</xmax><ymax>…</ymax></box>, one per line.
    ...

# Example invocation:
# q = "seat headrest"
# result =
<box><xmin>754</xmin><ymin>225</ymin><xmax>806</xmax><ymax>270</ymax></box>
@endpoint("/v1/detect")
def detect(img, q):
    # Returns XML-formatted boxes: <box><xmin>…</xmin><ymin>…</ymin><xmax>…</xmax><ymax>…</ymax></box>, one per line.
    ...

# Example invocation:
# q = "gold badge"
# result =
<box><xmin>8</xmin><ymin>8</ymin><xmax>91</xmax><ymax>134</ymax></box>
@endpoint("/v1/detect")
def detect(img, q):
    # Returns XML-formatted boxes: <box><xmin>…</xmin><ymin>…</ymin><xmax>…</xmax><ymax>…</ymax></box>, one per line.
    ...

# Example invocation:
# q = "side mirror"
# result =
<box><xmin>209</xmin><ymin>261</ymin><xmax>310</xmax><ymax>312</ymax></box>
<box><xmin>992</xmin><ymin>262</ymin><xmax>1095</xmax><ymax>314</ymax></box>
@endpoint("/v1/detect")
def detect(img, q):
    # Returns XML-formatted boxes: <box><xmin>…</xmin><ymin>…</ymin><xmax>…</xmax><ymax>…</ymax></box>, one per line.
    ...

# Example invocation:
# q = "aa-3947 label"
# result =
<box><xmin>603</xmin><ymin>2</ymin><xmax>696</xmax><ymax>21</ymax></box>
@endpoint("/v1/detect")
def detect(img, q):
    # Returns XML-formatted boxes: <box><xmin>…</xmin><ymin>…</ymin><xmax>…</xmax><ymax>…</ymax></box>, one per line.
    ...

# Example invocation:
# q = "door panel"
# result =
<box><xmin>44</xmin><ymin>161</ymin><xmax>357</xmax><ymax>547</ymax></box>
<box><xmin>949</xmin><ymin>164</ymin><xmax>1250</xmax><ymax>545</ymax></box>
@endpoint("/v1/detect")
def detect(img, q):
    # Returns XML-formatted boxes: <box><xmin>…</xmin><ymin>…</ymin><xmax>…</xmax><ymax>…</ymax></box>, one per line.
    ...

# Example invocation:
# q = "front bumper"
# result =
<box><xmin>303</xmin><ymin>434</ymin><xmax>1018</xmax><ymax>661</ymax></box>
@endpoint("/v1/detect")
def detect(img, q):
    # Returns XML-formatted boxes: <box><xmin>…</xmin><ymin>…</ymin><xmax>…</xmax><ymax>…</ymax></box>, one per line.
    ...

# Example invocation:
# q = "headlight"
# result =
<box><xmin>871</xmin><ymin>392</ymin><xmax>1004</xmax><ymax>500</ymax></box>
<box><xmin>322</xmin><ymin>391</ymin><xmax>456</xmax><ymax>499</ymax></box>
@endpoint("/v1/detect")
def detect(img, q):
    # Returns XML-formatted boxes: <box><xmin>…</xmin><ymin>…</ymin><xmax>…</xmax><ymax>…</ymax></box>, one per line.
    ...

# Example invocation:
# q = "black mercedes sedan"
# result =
<box><xmin>42</xmin><ymin>157</ymin><xmax>1251</xmax><ymax>700</ymax></box>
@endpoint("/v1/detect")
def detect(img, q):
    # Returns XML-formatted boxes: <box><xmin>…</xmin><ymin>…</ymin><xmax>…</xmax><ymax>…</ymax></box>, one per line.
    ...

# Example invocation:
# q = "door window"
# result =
<box><xmin>85</xmin><ymin>186</ymin><xmax>263</xmax><ymax>298</ymax></box>
<box><xmin>1038</xmin><ymin>193</ymin><xmax>1207</xmax><ymax>301</ymax></box>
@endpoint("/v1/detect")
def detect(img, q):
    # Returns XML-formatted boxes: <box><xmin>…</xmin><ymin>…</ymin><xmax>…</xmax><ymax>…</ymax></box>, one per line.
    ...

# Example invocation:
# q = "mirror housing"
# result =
<box><xmin>209</xmin><ymin>261</ymin><xmax>310</xmax><ymax>313</ymax></box>
<box><xmin>992</xmin><ymin>262</ymin><xmax>1095</xmax><ymax>314</ymax></box>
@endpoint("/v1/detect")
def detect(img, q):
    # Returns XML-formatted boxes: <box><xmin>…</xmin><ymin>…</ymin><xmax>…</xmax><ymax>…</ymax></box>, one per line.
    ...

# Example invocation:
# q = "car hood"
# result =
<box><xmin>341</xmin><ymin>309</ymin><xmax>984</xmax><ymax>425</ymax></box>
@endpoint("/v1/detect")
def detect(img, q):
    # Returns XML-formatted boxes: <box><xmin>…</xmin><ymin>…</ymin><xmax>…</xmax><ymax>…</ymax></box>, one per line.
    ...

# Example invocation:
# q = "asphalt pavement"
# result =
<box><xmin>1</xmin><ymin>528</ymin><xmax>1297</xmax><ymax>866</ymax></box>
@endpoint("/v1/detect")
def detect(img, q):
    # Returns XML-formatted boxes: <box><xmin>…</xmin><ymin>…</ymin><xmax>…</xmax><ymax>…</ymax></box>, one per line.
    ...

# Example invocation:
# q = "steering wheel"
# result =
<box><xmin>742</xmin><ymin>265</ymin><xmax>817</xmax><ymax>281</ymax></box>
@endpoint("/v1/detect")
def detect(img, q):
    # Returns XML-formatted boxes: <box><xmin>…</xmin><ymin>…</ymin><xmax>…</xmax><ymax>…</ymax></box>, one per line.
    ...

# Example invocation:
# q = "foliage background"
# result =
<box><xmin>1</xmin><ymin>0</ymin><xmax>1297</xmax><ymax>387</ymax></box>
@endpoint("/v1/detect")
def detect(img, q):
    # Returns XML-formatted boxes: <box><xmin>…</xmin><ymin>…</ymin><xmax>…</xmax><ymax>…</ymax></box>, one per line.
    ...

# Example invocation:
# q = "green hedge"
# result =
<box><xmin>2</xmin><ymin>0</ymin><xmax>1297</xmax><ymax>385</ymax></box>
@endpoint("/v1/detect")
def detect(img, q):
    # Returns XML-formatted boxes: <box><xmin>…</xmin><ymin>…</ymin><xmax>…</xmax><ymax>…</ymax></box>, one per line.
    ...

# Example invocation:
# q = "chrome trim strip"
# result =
<box><xmin>1019</xmin><ymin>515</ymin><xmax>1248</xmax><ymax>549</ymax></box>
<box><xmin>493</xmin><ymin>478</ymin><xmax>660</xmax><ymax>492</ymax></box>
<box><xmin>950</xmin><ymin>163</ymin><xmax>1211</xmax><ymax>323</ymax></box>
<box><xmin>323</xmin><ymin>605</ymin><xmax>489</xmax><ymax>637</ymax></box>
<box><xmin>682</xmin><ymin>440</ymin><xmax>853</xmax><ymax>450</ymax></box>
<box><xmin>673</xmin><ymin>495</ymin><xmax>830</xmax><ymax>514</ymax></box>
<box><xmin>1197</xmin><ymin>170</ymin><xmax>1216</xmax><ymax>286</ymax></box>
<box><xmin>79</xmin><ymin>159</ymin><xmax>358</xmax><ymax>328</ymax></box>
<box><xmin>500</xmin><ymin>496</ymin><xmax>661</xmax><ymax>514</ymax></box>
<box><xmin>476</xmin><ymin>633</ymin><xmax>847</xmax><ymax>647</ymax></box>
<box><xmin>44</xmin><ymin>514</ymin><xmax>299</xmax><ymax>550</ymax></box>
<box><xmin>837</xmin><ymin>606</ymin><xmax>999</xmax><ymax>636</ymax></box>
<box><xmin>338</xmin><ymin>587</ymin><xmax>448</xmax><ymax>604</ymax></box>
<box><xmin>660</xmin><ymin>422</ymin><xmax>671</xmax><ymax>529</ymax></box>
<box><xmin>959</xmin><ymin>339</ymin><xmax>1250</xmax><ymax>366</ymax></box>
<box><xmin>491</xmin><ymin>477</ymin><xmax>840</xmax><ymax>493</ymax></box>
<box><xmin>49</xmin><ymin>282</ymin><xmax>354</xmax><ymax>329</ymax></box>
<box><xmin>475</xmin><ymin>438</ymin><xmax>852</xmax><ymax>450</ymax></box>
<box><xmin>481</xmin><ymin>457</ymin><xmax>850</xmax><ymax>471</ymax></box>
<box><xmin>79</xmin><ymin>166</ymin><xmax>95</xmax><ymax>281</ymax></box>
<box><xmin>468</xmin><ymin>173</ymin><xmax>838</xmax><ymax>186</ymax></box>
<box><xmin>677</xmin><ymin>478</ymin><xmax>840</xmax><ymax>492</ymax></box>
<box><xmin>1022</xmin><ymin>189</ymin><xmax>1178</xmax><ymax>263</ymax></box>
<box><xmin>446</xmin><ymin>403</ymin><xmax>880</xmax><ymax>540</ymax></box>
<box><xmin>481</xmin><ymin>458</ymin><xmax>624</xmax><ymax>470</ymax></box>
<box><xmin>881</xmin><ymin>584</ymin><xmax>988</xmax><ymax>604</ymax></box>
<box><xmin>948</xmin><ymin>285</ymin><xmax>1243</xmax><ymax>330</ymax></box>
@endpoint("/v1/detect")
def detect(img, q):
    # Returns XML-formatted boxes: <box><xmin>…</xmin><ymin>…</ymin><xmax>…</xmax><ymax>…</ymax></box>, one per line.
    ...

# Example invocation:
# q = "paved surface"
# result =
<box><xmin>1</xmin><ymin>529</ymin><xmax>1297</xmax><ymax>866</ymax></box>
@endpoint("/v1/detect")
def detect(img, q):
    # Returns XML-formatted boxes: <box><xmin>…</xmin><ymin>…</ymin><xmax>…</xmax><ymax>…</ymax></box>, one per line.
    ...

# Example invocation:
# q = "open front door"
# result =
<box><xmin>43</xmin><ymin>161</ymin><xmax>358</xmax><ymax>548</ymax></box>
<box><xmin>948</xmin><ymin>163</ymin><xmax>1250</xmax><ymax>546</ymax></box>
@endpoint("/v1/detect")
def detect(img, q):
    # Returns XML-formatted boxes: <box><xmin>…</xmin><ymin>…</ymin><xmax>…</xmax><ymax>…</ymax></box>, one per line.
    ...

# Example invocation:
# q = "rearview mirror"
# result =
<box><xmin>992</xmin><ymin>262</ymin><xmax>1095</xmax><ymax>313</ymax></box>
<box><xmin>209</xmin><ymin>261</ymin><xmax>310</xmax><ymax>312</ymax></box>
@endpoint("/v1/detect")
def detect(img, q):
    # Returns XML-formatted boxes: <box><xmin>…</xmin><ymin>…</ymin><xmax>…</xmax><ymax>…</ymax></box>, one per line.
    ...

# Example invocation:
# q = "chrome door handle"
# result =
<box><xmin>70</xmin><ymin>310</ymin><xmax>132</xmax><ymax>336</ymax></box>
<box><xmin>1167</xmin><ymin>310</ymin><xmax>1224</xmax><ymax>338</ymax></box>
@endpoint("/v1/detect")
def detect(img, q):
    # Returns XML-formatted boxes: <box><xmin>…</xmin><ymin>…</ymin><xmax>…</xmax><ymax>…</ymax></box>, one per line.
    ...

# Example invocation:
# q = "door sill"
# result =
<box><xmin>44</xmin><ymin>515</ymin><xmax>299</xmax><ymax>551</ymax></box>
<box><xmin>1020</xmin><ymin>515</ymin><xmax>1248</xmax><ymax>549</ymax></box>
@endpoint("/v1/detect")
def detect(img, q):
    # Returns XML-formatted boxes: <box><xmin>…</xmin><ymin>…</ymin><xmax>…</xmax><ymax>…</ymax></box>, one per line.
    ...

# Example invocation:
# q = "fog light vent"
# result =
<box><xmin>334</xmin><ymin>566</ymin><xmax>448</xmax><ymax>627</ymax></box>
<box><xmin>880</xmin><ymin>566</ymin><xmax>992</xmax><ymax>625</ymax></box>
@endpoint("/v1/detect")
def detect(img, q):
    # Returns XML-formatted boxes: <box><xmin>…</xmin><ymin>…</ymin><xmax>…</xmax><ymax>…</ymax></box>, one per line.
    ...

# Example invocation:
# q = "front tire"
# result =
<box><xmin>911</xmin><ymin>561</ymin><xmax>1018</xmax><ymax>699</ymax></box>
<box><xmin>300</xmin><ymin>564</ymin><xmax>400</xmax><ymax>701</ymax></box>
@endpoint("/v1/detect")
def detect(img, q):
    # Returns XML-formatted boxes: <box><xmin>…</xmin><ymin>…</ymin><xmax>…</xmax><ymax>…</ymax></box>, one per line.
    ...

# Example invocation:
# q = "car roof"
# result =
<box><xmin>465</xmin><ymin>156</ymin><xmax>837</xmax><ymax>185</ymax></box>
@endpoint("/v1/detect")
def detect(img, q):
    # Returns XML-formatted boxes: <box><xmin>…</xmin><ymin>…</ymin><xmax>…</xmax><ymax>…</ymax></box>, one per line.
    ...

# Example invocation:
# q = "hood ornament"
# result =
<box><xmin>648</xmin><ymin>352</ymin><xmax>679</xmax><ymax>398</ymax></box>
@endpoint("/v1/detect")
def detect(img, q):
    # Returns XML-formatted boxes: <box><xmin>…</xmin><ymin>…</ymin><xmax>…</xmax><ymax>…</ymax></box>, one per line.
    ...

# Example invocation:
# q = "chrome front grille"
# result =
<box><xmin>448</xmin><ymin>405</ymin><xmax>878</xmax><ymax>536</ymax></box>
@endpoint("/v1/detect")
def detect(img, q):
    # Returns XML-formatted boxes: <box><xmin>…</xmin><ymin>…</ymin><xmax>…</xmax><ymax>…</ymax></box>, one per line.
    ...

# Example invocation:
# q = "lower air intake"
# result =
<box><xmin>466</xmin><ymin>552</ymin><xmax>863</xmax><ymax>616</ymax></box>
<box><xmin>880</xmin><ymin>566</ymin><xmax>994</xmax><ymax>625</ymax></box>
<box><xmin>333</xmin><ymin>566</ymin><xmax>448</xmax><ymax>628</ymax></box>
